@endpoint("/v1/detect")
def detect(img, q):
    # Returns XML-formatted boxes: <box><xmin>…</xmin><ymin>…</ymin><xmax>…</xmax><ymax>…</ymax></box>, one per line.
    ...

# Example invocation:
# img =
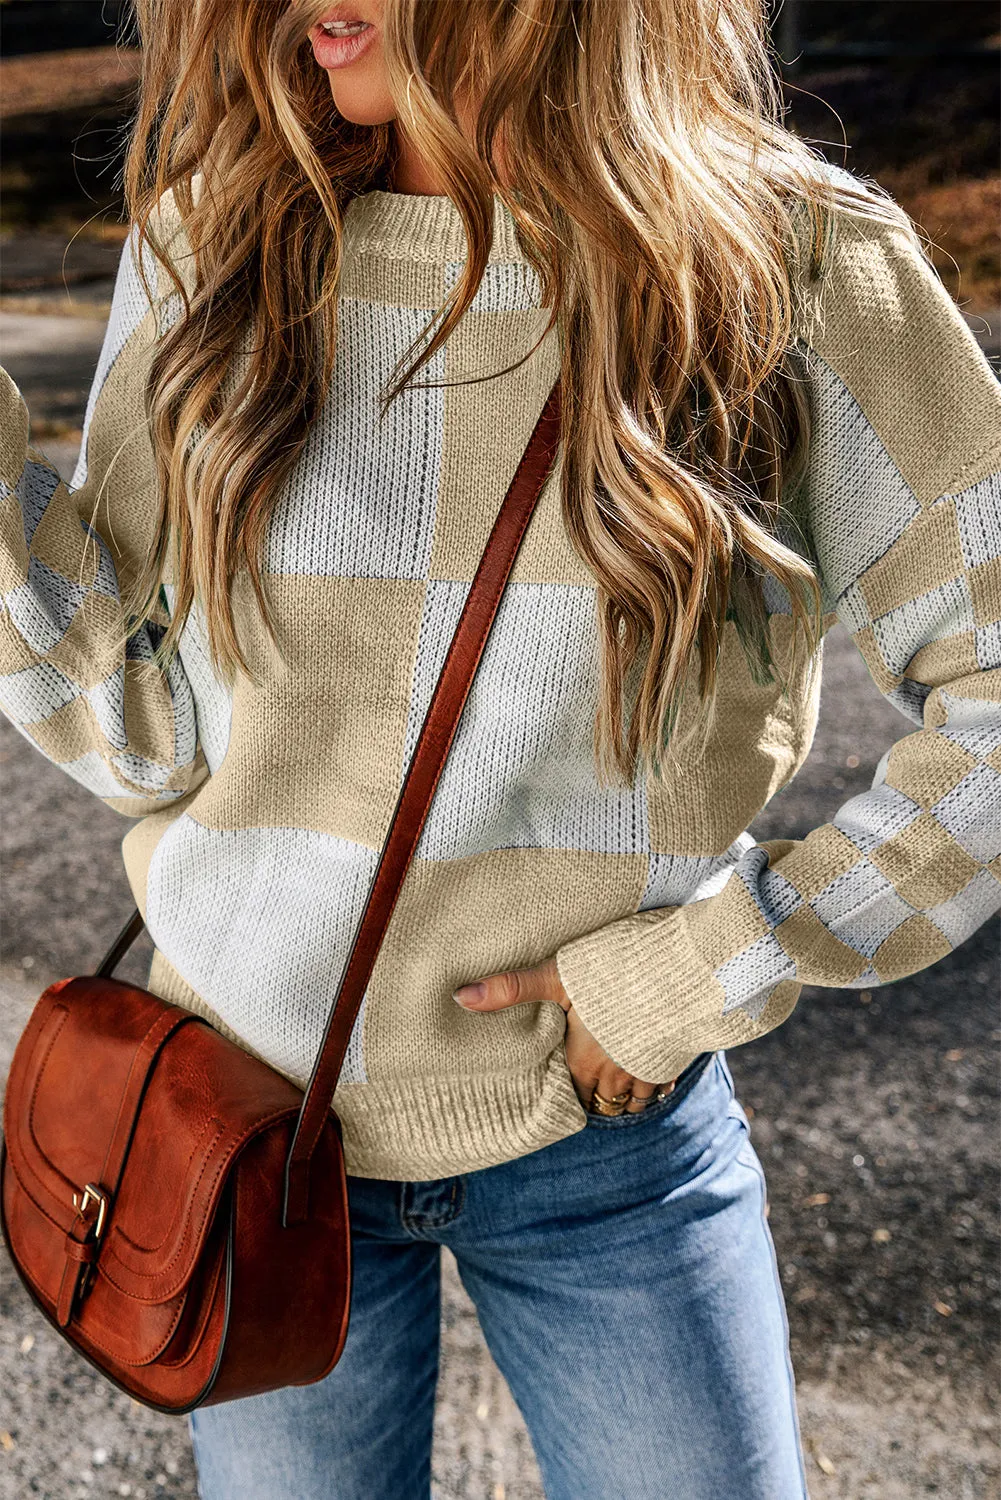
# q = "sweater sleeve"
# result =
<box><xmin>0</xmin><ymin>218</ymin><xmax>207</xmax><ymax>815</ymax></box>
<box><xmin>554</xmin><ymin>204</ymin><xmax>1001</xmax><ymax>1084</ymax></box>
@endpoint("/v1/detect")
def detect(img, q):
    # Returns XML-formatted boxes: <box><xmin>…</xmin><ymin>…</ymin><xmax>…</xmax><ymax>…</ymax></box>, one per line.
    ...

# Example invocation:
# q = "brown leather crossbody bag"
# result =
<box><xmin>0</xmin><ymin>380</ymin><xmax>562</xmax><ymax>1414</ymax></box>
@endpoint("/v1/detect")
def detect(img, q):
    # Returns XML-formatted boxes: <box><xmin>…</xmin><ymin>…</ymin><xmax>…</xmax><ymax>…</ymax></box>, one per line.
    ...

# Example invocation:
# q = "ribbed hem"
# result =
<box><xmin>335</xmin><ymin>1056</ymin><xmax>588</xmax><ymax>1180</ymax></box>
<box><xmin>342</xmin><ymin>187</ymin><xmax>528</xmax><ymax>265</ymax></box>
<box><xmin>147</xmin><ymin>948</ymin><xmax>588</xmax><ymax>1182</ymax></box>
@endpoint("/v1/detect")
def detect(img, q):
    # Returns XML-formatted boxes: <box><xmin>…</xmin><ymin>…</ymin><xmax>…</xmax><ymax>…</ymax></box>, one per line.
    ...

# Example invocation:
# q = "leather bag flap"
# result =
<box><xmin>3</xmin><ymin>976</ymin><xmax>304</xmax><ymax>1359</ymax></box>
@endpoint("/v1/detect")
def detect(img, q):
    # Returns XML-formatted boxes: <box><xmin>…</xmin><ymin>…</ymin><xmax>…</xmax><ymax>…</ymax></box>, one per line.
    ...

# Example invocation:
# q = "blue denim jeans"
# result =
<box><xmin>189</xmin><ymin>1050</ymin><xmax>811</xmax><ymax>1499</ymax></box>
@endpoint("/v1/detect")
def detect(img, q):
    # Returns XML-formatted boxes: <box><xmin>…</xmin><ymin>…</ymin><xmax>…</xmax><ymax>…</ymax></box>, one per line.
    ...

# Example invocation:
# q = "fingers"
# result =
<box><xmin>570</xmin><ymin>1056</ymin><xmax>633</xmax><ymax>1116</ymax></box>
<box><xmin>625</xmin><ymin>1078</ymin><xmax>658</xmax><ymax>1113</ymax></box>
<box><xmin>595</xmin><ymin>1060</ymin><xmax>635</xmax><ymax>1103</ymax></box>
<box><xmin>594</xmin><ymin>1069</ymin><xmax>677</xmax><ymax>1115</ymax></box>
<box><xmin>453</xmin><ymin>956</ymin><xmax>569</xmax><ymax>1012</ymax></box>
<box><xmin>571</xmin><ymin>1064</ymin><xmax>677</xmax><ymax>1114</ymax></box>
<box><xmin>592</xmin><ymin>1056</ymin><xmax>655</xmax><ymax>1115</ymax></box>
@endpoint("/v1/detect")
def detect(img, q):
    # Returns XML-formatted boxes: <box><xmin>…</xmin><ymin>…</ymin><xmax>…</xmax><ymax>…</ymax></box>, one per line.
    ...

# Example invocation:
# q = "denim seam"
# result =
<box><xmin>400</xmin><ymin>1176</ymin><xmax>466</xmax><ymax>1235</ymax></box>
<box><xmin>740</xmin><ymin>1130</ymin><xmax>812</xmax><ymax>1500</ymax></box>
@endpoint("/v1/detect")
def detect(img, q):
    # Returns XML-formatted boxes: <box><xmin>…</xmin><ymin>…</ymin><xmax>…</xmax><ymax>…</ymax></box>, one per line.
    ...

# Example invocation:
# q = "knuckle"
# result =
<box><xmin>500</xmin><ymin>971</ymin><xmax>521</xmax><ymax>1004</ymax></box>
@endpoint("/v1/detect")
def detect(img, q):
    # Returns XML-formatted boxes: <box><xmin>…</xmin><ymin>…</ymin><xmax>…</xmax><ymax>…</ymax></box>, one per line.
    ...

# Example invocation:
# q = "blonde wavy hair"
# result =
<box><xmin>119</xmin><ymin>0</ymin><xmax>914</xmax><ymax>785</ymax></box>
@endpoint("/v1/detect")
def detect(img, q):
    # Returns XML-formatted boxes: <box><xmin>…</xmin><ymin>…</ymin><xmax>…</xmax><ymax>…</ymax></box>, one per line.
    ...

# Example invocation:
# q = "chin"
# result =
<box><xmin>325</xmin><ymin>80</ymin><xmax>397</xmax><ymax>128</ymax></box>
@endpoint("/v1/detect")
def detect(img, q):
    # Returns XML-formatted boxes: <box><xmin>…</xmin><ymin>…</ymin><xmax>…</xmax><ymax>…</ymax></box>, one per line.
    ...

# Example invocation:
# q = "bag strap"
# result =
<box><xmin>282</xmin><ymin>379</ymin><xmax>563</xmax><ymax>1224</ymax></box>
<box><xmin>93</xmin><ymin>381</ymin><xmax>564</xmax><ymax>1224</ymax></box>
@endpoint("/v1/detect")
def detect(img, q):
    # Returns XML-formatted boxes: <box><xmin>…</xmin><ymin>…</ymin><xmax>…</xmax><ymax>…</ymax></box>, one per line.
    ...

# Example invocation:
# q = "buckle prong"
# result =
<box><xmin>71</xmin><ymin>1183</ymin><xmax>109</xmax><ymax>1241</ymax></box>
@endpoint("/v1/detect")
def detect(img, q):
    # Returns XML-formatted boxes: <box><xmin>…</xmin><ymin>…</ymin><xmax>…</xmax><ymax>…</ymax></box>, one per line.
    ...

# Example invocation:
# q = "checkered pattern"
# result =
<box><xmin>556</xmin><ymin>204</ymin><xmax>1001</xmax><ymax>1087</ymax></box>
<box><xmin>0</xmin><ymin>446</ymin><xmax>200</xmax><ymax>804</ymax></box>
<box><xmin>707</xmin><ymin>450</ymin><xmax>1001</xmax><ymax>1022</ymax></box>
<box><xmin>2</xmin><ymin>170</ymin><xmax>1000</xmax><ymax>1177</ymax></box>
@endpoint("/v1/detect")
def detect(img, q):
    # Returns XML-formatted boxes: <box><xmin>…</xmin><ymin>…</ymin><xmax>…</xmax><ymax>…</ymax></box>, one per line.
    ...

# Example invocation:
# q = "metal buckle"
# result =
<box><xmin>71</xmin><ymin>1183</ymin><xmax>109</xmax><ymax>1241</ymax></box>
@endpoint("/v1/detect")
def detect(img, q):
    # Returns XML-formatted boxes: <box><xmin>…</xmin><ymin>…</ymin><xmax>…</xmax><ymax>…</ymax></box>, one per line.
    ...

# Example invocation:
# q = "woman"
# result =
<box><xmin>1</xmin><ymin>0</ymin><xmax>998</xmax><ymax>1494</ymax></box>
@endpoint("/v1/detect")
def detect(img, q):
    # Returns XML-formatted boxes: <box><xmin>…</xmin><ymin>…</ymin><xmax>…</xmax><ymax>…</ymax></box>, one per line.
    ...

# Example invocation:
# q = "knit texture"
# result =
<box><xmin>2</xmin><ymin>169</ymin><xmax>999</xmax><ymax>1179</ymax></box>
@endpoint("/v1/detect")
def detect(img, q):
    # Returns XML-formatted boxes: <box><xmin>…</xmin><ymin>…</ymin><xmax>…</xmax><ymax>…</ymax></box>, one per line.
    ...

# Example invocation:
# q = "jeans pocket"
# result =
<box><xmin>726</xmin><ymin>1096</ymin><xmax>766</xmax><ymax>1182</ymax></box>
<box><xmin>727</xmin><ymin>1094</ymin><xmax>751</xmax><ymax>1132</ymax></box>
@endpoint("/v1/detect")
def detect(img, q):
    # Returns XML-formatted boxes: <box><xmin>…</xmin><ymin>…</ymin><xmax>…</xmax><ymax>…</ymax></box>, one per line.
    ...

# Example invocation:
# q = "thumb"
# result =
<box><xmin>453</xmin><ymin>956</ymin><xmax>569</xmax><ymax>1013</ymax></box>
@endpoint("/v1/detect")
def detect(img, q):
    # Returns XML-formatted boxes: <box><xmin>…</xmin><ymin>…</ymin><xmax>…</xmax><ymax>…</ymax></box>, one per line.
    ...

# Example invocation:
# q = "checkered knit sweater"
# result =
<box><xmin>2</xmin><ymin>171</ymin><xmax>999</xmax><ymax>1179</ymax></box>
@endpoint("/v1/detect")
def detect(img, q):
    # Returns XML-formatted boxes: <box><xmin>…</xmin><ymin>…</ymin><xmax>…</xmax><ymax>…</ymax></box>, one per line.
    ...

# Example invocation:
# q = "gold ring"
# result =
<box><xmin>589</xmin><ymin>1091</ymin><xmax>629</xmax><ymax>1115</ymax></box>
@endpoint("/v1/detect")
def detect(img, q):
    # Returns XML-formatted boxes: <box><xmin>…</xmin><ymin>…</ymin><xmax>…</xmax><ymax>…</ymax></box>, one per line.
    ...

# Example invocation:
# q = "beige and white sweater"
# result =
<box><xmin>2</xmin><ymin>173</ymin><xmax>1000</xmax><ymax>1179</ymax></box>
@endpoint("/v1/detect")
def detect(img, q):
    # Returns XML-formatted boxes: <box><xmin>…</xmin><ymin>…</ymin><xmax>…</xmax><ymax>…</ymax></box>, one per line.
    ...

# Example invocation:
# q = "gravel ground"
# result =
<box><xmin>0</xmin><ymin>303</ymin><xmax>999</xmax><ymax>1499</ymax></box>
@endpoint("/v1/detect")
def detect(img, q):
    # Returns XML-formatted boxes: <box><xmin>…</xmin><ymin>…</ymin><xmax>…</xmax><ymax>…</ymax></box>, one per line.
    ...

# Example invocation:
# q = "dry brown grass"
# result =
<box><xmin>0</xmin><ymin>46</ymin><xmax>141</xmax><ymax>120</ymax></box>
<box><xmin>879</xmin><ymin>173</ymin><xmax>1001</xmax><ymax>311</ymax></box>
<box><xmin>0</xmin><ymin>46</ymin><xmax>996</xmax><ymax>313</ymax></box>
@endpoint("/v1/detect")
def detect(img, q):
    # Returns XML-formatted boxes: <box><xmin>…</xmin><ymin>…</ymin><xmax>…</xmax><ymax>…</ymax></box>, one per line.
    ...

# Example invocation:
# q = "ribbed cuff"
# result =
<box><xmin>554</xmin><ymin>905</ymin><xmax>723</xmax><ymax>1083</ymax></box>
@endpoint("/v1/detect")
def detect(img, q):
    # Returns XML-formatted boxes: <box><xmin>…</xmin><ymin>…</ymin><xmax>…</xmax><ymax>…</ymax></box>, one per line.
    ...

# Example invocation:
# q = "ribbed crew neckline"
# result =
<box><xmin>341</xmin><ymin>188</ymin><xmax>529</xmax><ymax>265</ymax></box>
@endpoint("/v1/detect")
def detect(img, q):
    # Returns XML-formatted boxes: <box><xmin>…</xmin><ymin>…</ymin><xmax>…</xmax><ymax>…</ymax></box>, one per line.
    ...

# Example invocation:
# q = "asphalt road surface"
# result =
<box><xmin>0</xmin><ymin>302</ymin><xmax>998</xmax><ymax>1499</ymax></box>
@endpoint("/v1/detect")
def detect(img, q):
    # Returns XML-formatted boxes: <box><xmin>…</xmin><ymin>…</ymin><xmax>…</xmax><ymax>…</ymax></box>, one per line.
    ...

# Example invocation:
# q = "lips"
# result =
<box><xmin>309</xmin><ymin>13</ymin><xmax>376</xmax><ymax>69</ymax></box>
